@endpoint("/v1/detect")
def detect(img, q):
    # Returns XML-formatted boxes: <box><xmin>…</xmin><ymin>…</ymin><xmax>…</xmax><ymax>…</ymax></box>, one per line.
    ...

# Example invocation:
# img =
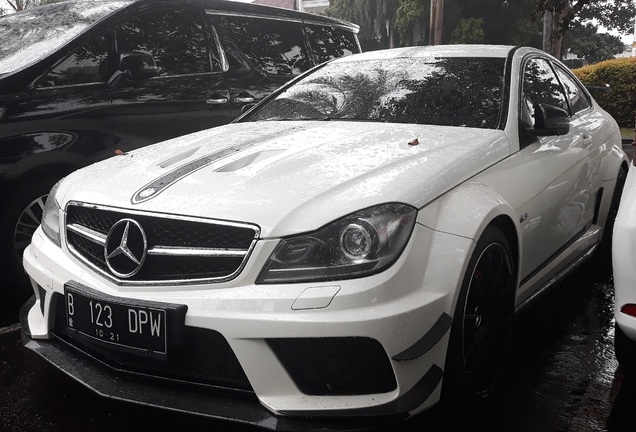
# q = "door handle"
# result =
<box><xmin>582</xmin><ymin>134</ymin><xmax>593</xmax><ymax>148</ymax></box>
<box><xmin>206</xmin><ymin>97</ymin><xmax>229</xmax><ymax>105</ymax></box>
<box><xmin>234</xmin><ymin>95</ymin><xmax>255</xmax><ymax>104</ymax></box>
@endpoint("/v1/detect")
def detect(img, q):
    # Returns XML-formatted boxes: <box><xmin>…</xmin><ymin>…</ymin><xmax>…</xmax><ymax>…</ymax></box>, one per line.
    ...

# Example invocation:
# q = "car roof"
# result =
<box><xmin>331</xmin><ymin>45</ymin><xmax>519</xmax><ymax>63</ymax></box>
<box><xmin>56</xmin><ymin>0</ymin><xmax>359</xmax><ymax>31</ymax></box>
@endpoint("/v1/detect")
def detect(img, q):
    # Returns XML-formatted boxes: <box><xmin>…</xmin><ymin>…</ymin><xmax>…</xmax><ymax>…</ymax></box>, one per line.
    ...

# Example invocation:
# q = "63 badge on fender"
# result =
<box><xmin>63</xmin><ymin>282</ymin><xmax>187</xmax><ymax>359</ymax></box>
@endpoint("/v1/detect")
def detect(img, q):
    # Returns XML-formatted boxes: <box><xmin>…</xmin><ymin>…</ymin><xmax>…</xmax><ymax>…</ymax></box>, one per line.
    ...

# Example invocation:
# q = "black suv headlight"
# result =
<box><xmin>257</xmin><ymin>203</ymin><xmax>417</xmax><ymax>284</ymax></box>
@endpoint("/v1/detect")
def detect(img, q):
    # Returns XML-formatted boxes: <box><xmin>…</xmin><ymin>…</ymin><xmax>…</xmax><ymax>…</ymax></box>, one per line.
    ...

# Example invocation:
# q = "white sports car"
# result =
<box><xmin>613</xmin><ymin>158</ymin><xmax>636</xmax><ymax>370</ymax></box>
<box><xmin>21</xmin><ymin>45</ymin><xmax>627</xmax><ymax>429</ymax></box>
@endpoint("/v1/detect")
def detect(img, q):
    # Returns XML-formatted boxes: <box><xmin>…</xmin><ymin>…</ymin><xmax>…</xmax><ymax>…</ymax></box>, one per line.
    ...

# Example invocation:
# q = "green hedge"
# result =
<box><xmin>572</xmin><ymin>57</ymin><xmax>636</xmax><ymax>128</ymax></box>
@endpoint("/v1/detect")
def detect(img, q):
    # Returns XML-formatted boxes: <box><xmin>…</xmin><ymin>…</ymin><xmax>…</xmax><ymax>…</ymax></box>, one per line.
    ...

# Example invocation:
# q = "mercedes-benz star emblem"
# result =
<box><xmin>105</xmin><ymin>219</ymin><xmax>147</xmax><ymax>278</ymax></box>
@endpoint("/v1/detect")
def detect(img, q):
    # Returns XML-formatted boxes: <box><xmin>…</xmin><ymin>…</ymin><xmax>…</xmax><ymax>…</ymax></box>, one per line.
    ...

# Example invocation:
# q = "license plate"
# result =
<box><xmin>64</xmin><ymin>285</ymin><xmax>169</xmax><ymax>356</ymax></box>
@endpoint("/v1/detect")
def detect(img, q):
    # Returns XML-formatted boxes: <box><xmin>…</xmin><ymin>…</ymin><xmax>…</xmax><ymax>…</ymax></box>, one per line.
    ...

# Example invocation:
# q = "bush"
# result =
<box><xmin>572</xmin><ymin>57</ymin><xmax>636</xmax><ymax>128</ymax></box>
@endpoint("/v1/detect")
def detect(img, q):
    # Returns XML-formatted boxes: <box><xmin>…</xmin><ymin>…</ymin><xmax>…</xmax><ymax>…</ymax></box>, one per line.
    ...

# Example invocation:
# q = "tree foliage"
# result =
<box><xmin>534</xmin><ymin>0</ymin><xmax>636</xmax><ymax>36</ymax></box>
<box><xmin>450</xmin><ymin>17</ymin><xmax>485</xmax><ymax>43</ymax></box>
<box><xmin>5</xmin><ymin>0</ymin><xmax>65</xmax><ymax>12</ymax></box>
<box><xmin>6</xmin><ymin>0</ymin><xmax>37</xmax><ymax>12</ymax></box>
<box><xmin>573</xmin><ymin>57</ymin><xmax>636</xmax><ymax>128</ymax></box>
<box><xmin>395</xmin><ymin>0</ymin><xmax>429</xmax><ymax>45</ymax></box>
<box><xmin>564</xmin><ymin>22</ymin><xmax>626</xmax><ymax>64</ymax></box>
<box><xmin>325</xmin><ymin>0</ymin><xmax>400</xmax><ymax>49</ymax></box>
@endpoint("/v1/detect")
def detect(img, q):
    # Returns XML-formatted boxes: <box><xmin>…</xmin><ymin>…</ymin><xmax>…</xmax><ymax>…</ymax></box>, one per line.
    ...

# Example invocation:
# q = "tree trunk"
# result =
<box><xmin>7</xmin><ymin>0</ymin><xmax>33</xmax><ymax>12</ymax></box>
<box><xmin>542</xmin><ymin>10</ymin><xmax>553</xmax><ymax>53</ymax></box>
<box><xmin>429</xmin><ymin>0</ymin><xmax>444</xmax><ymax>45</ymax></box>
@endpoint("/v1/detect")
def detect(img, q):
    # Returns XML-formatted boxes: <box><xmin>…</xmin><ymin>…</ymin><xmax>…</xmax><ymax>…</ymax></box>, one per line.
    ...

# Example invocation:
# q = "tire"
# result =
<box><xmin>442</xmin><ymin>225</ymin><xmax>516</xmax><ymax>407</ymax></box>
<box><xmin>615</xmin><ymin>323</ymin><xmax>636</xmax><ymax>372</ymax></box>
<box><xmin>0</xmin><ymin>177</ymin><xmax>60</xmax><ymax>304</ymax></box>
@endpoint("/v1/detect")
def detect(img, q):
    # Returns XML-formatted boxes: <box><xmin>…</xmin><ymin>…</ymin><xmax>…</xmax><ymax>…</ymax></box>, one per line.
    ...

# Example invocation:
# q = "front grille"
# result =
<box><xmin>65</xmin><ymin>202</ymin><xmax>259</xmax><ymax>284</ymax></box>
<box><xmin>50</xmin><ymin>293</ymin><xmax>253</xmax><ymax>392</ymax></box>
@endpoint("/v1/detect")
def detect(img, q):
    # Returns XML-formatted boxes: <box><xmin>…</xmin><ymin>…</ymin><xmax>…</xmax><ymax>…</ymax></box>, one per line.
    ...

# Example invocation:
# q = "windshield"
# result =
<box><xmin>247</xmin><ymin>57</ymin><xmax>506</xmax><ymax>129</ymax></box>
<box><xmin>0</xmin><ymin>1</ymin><xmax>132</xmax><ymax>75</ymax></box>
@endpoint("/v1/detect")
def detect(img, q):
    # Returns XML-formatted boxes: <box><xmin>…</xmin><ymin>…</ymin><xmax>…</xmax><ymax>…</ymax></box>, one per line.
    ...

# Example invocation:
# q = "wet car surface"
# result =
<box><xmin>1</xmin><ymin>264</ymin><xmax>633</xmax><ymax>431</ymax></box>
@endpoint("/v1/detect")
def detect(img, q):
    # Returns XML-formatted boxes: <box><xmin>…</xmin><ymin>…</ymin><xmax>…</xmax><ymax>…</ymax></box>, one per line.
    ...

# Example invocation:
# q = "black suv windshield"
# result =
<box><xmin>248</xmin><ymin>57</ymin><xmax>506</xmax><ymax>129</ymax></box>
<box><xmin>0</xmin><ymin>1</ymin><xmax>132</xmax><ymax>75</ymax></box>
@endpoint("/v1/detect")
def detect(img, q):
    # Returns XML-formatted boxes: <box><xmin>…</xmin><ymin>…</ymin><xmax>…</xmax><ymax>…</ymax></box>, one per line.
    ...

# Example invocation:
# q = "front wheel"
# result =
<box><xmin>0</xmin><ymin>177</ymin><xmax>60</xmax><ymax>304</ymax></box>
<box><xmin>443</xmin><ymin>225</ymin><xmax>516</xmax><ymax>406</ymax></box>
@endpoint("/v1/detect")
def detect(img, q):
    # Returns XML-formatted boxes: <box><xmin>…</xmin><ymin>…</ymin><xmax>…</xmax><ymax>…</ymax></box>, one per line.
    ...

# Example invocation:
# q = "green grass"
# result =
<box><xmin>621</xmin><ymin>127</ymin><xmax>634</xmax><ymax>140</ymax></box>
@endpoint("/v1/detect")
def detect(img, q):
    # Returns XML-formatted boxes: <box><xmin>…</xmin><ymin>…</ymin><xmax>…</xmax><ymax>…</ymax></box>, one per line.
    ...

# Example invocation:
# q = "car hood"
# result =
<box><xmin>58</xmin><ymin>121</ymin><xmax>510</xmax><ymax>237</ymax></box>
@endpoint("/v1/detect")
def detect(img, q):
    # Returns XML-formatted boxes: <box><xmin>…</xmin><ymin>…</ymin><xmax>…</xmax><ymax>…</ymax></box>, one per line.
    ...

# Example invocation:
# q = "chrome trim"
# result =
<box><xmin>67</xmin><ymin>201</ymin><xmax>261</xmax><ymax>232</ymax></box>
<box><xmin>36</xmin><ymin>81</ymin><xmax>107</xmax><ymax>91</ymax></box>
<box><xmin>67</xmin><ymin>223</ymin><xmax>107</xmax><ymax>245</ymax></box>
<box><xmin>148</xmin><ymin>246</ymin><xmax>248</xmax><ymax>258</ymax></box>
<box><xmin>64</xmin><ymin>201</ymin><xmax>260</xmax><ymax>287</ymax></box>
<box><xmin>209</xmin><ymin>22</ymin><xmax>229</xmax><ymax>73</ymax></box>
<box><xmin>206</xmin><ymin>9</ymin><xmax>304</xmax><ymax>24</ymax></box>
<box><xmin>205</xmin><ymin>9</ymin><xmax>358</xmax><ymax>31</ymax></box>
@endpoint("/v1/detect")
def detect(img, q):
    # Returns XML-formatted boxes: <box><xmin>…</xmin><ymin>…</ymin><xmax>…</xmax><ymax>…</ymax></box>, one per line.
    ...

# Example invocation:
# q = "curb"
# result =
<box><xmin>0</xmin><ymin>324</ymin><xmax>21</xmax><ymax>344</ymax></box>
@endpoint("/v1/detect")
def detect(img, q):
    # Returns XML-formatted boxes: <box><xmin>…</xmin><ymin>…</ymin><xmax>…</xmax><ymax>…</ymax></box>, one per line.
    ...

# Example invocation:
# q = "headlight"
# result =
<box><xmin>41</xmin><ymin>180</ymin><xmax>63</xmax><ymax>247</ymax></box>
<box><xmin>257</xmin><ymin>203</ymin><xmax>417</xmax><ymax>284</ymax></box>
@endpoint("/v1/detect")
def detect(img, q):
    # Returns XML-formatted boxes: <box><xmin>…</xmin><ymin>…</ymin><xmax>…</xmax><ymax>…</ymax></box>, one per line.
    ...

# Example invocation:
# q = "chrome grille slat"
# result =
<box><xmin>67</xmin><ymin>223</ymin><xmax>107</xmax><ymax>245</ymax></box>
<box><xmin>64</xmin><ymin>202</ymin><xmax>259</xmax><ymax>285</ymax></box>
<box><xmin>148</xmin><ymin>246</ymin><xmax>248</xmax><ymax>258</ymax></box>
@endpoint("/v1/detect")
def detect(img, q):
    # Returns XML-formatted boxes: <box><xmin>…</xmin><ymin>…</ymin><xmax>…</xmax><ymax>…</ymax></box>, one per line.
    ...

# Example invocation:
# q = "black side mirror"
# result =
<box><xmin>586</xmin><ymin>84</ymin><xmax>611</xmax><ymax>94</ymax></box>
<box><xmin>118</xmin><ymin>51</ymin><xmax>162</xmax><ymax>80</ymax></box>
<box><xmin>528</xmin><ymin>103</ymin><xmax>570</xmax><ymax>136</ymax></box>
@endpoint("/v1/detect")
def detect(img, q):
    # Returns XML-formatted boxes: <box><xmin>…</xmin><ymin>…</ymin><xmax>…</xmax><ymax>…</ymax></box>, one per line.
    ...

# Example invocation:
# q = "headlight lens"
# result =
<box><xmin>41</xmin><ymin>180</ymin><xmax>63</xmax><ymax>247</ymax></box>
<box><xmin>257</xmin><ymin>203</ymin><xmax>417</xmax><ymax>284</ymax></box>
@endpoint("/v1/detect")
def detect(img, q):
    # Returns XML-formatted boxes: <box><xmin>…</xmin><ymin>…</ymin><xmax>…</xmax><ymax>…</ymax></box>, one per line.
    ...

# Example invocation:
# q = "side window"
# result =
<box><xmin>521</xmin><ymin>58</ymin><xmax>568</xmax><ymax>128</ymax></box>
<box><xmin>116</xmin><ymin>9</ymin><xmax>214</xmax><ymax>76</ymax></box>
<box><xmin>221</xmin><ymin>16</ymin><xmax>309</xmax><ymax>76</ymax></box>
<box><xmin>554</xmin><ymin>65</ymin><xmax>591</xmax><ymax>114</ymax></box>
<box><xmin>305</xmin><ymin>25</ymin><xmax>358</xmax><ymax>65</ymax></box>
<box><xmin>37</xmin><ymin>33</ymin><xmax>110</xmax><ymax>87</ymax></box>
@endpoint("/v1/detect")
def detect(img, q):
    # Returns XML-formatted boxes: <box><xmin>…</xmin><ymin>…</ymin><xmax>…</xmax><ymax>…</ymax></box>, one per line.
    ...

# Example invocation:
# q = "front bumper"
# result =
<box><xmin>21</xmin><ymin>297</ymin><xmax>419</xmax><ymax>431</ymax></box>
<box><xmin>22</xmin><ymin>223</ymin><xmax>474</xmax><ymax>428</ymax></box>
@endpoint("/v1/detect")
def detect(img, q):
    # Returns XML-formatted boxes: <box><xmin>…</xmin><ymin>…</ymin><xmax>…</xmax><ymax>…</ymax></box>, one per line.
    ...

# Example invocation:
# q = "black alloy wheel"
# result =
<box><xmin>14</xmin><ymin>193</ymin><xmax>49</xmax><ymax>264</ymax></box>
<box><xmin>444</xmin><ymin>225</ymin><xmax>516</xmax><ymax>405</ymax></box>
<box><xmin>0</xmin><ymin>176</ymin><xmax>60</xmax><ymax>304</ymax></box>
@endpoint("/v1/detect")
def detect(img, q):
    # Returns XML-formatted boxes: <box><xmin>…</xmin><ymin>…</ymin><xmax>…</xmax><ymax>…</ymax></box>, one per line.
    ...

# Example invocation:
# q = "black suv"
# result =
<box><xmin>0</xmin><ymin>0</ymin><xmax>360</xmax><ymax>303</ymax></box>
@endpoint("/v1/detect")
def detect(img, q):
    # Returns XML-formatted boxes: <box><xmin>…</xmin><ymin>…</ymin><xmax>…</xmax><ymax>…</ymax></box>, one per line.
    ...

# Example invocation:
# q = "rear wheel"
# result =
<box><xmin>615</xmin><ymin>323</ymin><xmax>636</xmax><ymax>372</ymax></box>
<box><xmin>443</xmin><ymin>225</ymin><xmax>516</xmax><ymax>406</ymax></box>
<box><xmin>0</xmin><ymin>177</ymin><xmax>60</xmax><ymax>304</ymax></box>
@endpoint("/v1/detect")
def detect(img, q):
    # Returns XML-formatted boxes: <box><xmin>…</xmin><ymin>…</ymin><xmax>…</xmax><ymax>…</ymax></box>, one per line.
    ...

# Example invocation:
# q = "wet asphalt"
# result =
<box><xmin>1</xmin><ymin>263</ymin><xmax>636</xmax><ymax>432</ymax></box>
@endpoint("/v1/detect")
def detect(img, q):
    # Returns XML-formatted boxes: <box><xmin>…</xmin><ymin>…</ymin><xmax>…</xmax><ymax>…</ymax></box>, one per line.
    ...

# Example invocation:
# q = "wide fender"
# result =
<box><xmin>416</xmin><ymin>181</ymin><xmax>520</xmax><ymax>313</ymax></box>
<box><xmin>417</xmin><ymin>180</ymin><xmax>520</xmax><ymax>244</ymax></box>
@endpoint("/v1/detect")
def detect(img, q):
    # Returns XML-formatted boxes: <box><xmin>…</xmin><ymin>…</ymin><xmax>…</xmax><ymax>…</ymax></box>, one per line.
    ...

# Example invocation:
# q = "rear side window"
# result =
<box><xmin>305</xmin><ymin>24</ymin><xmax>359</xmax><ymax>65</ymax></box>
<box><xmin>116</xmin><ymin>9</ymin><xmax>213</xmax><ymax>76</ymax></box>
<box><xmin>221</xmin><ymin>16</ymin><xmax>309</xmax><ymax>76</ymax></box>
<box><xmin>554</xmin><ymin>65</ymin><xmax>591</xmax><ymax>114</ymax></box>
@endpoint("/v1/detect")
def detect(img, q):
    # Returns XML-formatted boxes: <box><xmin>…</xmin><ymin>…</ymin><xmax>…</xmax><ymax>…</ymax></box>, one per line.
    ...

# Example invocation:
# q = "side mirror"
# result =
<box><xmin>118</xmin><ymin>51</ymin><xmax>162</xmax><ymax>80</ymax></box>
<box><xmin>528</xmin><ymin>103</ymin><xmax>570</xmax><ymax>136</ymax></box>
<box><xmin>586</xmin><ymin>84</ymin><xmax>611</xmax><ymax>94</ymax></box>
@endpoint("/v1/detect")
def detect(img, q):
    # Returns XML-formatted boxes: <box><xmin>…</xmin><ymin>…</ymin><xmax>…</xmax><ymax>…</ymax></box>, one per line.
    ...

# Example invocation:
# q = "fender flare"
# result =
<box><xmin>416</xmin><ymin>181</ymin><xmax>521</xmax><ymax>307</ymax></box>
